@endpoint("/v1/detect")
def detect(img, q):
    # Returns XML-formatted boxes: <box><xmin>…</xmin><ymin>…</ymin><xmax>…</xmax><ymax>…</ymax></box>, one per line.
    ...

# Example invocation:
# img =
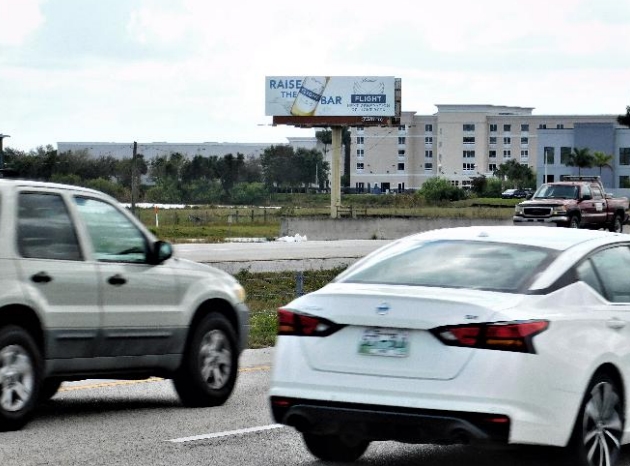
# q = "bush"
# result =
<box><xmin>418</xmin><ymin>177</ymin><xmax>467</xmax><ymax>203</ymax></box>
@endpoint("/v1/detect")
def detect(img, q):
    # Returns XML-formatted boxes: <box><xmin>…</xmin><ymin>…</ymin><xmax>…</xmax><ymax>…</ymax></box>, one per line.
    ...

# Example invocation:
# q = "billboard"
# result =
<box><xmin>265</xmin><ymin>76</ymin><xmax>398</xmax><ymax>118</ymax></box>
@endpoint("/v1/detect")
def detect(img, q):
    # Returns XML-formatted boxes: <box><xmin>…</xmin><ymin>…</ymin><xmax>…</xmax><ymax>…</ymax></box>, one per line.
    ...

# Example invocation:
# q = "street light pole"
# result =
<box><xmin>0</xmin><ymin>134</ymin><xmax>10</xmax><ymax>171</ymax></box>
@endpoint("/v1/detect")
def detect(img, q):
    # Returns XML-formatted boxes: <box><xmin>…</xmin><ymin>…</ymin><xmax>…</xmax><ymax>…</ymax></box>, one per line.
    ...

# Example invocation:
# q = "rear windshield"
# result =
<box><xmin>338</xmin><ymin>240</ymin><xmax>556</xmax><ymax>293</ymax></box>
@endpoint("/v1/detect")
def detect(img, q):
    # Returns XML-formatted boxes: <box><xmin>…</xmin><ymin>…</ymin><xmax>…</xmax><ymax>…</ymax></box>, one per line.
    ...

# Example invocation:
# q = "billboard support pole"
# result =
<box><xmin>331</xmin><ymin>127</ymin><xmax>342</xmax><ymax>218</ymax></box>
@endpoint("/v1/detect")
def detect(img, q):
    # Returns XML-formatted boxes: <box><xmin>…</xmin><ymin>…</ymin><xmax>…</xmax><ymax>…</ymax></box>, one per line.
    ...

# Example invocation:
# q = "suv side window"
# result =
<box><xmin>73</xmin><ymin>197</ymin><xmax>148</xmax><ymax>263</ymax></box>
<box><xmin>18</xmin><ymin>193</ymin><xmax>82</xmax><ymax>261</ymax></box>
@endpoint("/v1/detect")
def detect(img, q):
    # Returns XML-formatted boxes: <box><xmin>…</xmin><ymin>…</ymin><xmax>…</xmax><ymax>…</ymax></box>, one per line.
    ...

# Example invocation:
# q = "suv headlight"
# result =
<box><xmin>232</xmin><ymin>283</ymin><xmax>246</xmax><ymax>303</ymax></box>
<box><xmin>514</xmin><ymin>205</ymin><xmax>524</xmax><ymax>215</ymax></box>
<box><xmin>552</xmin><ymin>205</ymin><xmax>568</xmax><ymax>215</ymax></box>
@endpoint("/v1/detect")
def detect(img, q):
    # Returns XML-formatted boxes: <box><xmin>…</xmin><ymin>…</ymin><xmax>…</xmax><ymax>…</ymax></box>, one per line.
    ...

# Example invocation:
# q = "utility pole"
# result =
<box><xmin>0</xmin><ymin>134</ymin><xmax>10</xmax><ymax>171</ymax></box>
<box><xmin>131</xmin><ymin>141</ymin><xmax>138</xmax><ymax>215</ymax></box>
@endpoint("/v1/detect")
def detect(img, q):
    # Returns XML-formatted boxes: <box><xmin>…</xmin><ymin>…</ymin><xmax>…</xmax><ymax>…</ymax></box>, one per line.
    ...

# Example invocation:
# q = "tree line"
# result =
<box><xmin>2</xmin><ymin>144</ymin><xmax>329</xmax><ymax>204</ymax></box>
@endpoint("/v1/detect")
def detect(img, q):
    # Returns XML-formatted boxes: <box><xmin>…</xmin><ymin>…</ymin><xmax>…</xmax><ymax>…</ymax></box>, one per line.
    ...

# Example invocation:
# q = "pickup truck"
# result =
<box><xmin>512</xmin><ymin>176</ymin><xmax>629</xmax><ymax>232</ymax></box>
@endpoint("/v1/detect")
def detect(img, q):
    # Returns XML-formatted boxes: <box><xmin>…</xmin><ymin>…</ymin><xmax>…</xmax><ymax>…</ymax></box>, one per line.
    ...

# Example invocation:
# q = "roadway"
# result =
<box><xmin>8</xmin><ymin>348</ymin><xmax>630</xmax><ymax>466</ymax></box>
<box><xmin>174</xmin><ymin>239</ymin><xmax>392</xmax><ymax>273</ymax></box>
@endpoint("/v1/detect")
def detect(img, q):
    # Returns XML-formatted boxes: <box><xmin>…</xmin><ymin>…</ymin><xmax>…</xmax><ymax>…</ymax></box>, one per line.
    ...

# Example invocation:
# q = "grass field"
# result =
<box><xmin>136</xmin><ymin>195</ymin><xmax>517</xmax><ymax>243</ymax></box>
<box><xmin>234</xmin><ymin>268</ymin><xmax>345</xmax><ymax>348</ymax></box>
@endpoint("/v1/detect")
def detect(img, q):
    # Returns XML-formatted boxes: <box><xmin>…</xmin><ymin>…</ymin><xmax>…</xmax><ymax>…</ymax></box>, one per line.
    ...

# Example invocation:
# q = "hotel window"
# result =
<box><xmin>503</xmin><ymin>150</ymin><xmax>512</xmax><ymax>158</ymax></box>
<box><xmin>557</xmin><ymin>123</ymin><xmax>564</xmax><ymax>129</ymax></box>
<box><xmin>489</xmin><ymin>124</ymin><xmax>498</xmax><ymax>132</ymax></box>
<box><xmin>488</xmin><ymin>163</ymin><xmax>497</xmax><ymax>172</ymax></box>
<box><xmin>425</xmin><ymin>150</ymin><xmax>433</xmax><ymax>158</ymax></box>
<box><xmin>424</xmin><ymin>162</ymin><xmax>433</xmax><ymax>171</ymax></box>
<box><xmin>397</xmin><ymin>163</ymin><xmax>405</xmax><ymax>171</ymax></box>
<box><xmin>463</xmin><ymin>150</ymin><xmax>475</xmax><ymax>158</ymax></box>
<box><xmin>463</xmin><ymin>124</ymin><xmax>475</xmax><ymax>132</ymax></box>
<box><xmin>489</xmin><ymin>136</ymin><xmax>497</xmax><ymax>145</ymax></box>
<box><xmin>463</xmin><ymin>136</ymin><xmax>475</xmax><ymax>144</ymax></box>
<box><xmin>561</xmin><ymin>147</ymin><xmax>572</xmax><ymax>165</ymax></box>
<box><xmin>398</xmin><ymin>136</ymin><xmax>406</xmax><ymax>145</ymax></box>
<box><xmin>620</xmin><ymin>176</ymin><xmax>630</xmax><ymax>188</ymax></box>
<box><xmin>462</xmin><ymin>163</ymin><xmax>475</xmax><ymax>171</ymax></box>
<box><xmin>398</xmin><ymin>149</ymin><xmax>405</xmax><ymax>157</ymax></box>
<box><xmin>357</xmin><ymin>136</ymin><xmax>364</xmax><ymax>145</ymax></box>
<box><xmin>425</xmin><ymin>124</ymin><xmax>433</xmax><ymax>132</ymax></box>
<box><xmin>521</xmin><ymin>124</ymin><xmax>529</xmax><ymax>132</ymax></box>
<box><xmin>356</xmin><ymin>162</ymin><xmax>364</xmax><ymax>170</ymax></box>
<box><xmin>425</xmin><ymin>136</ymin><xmax>433</xmax><ymax>144</ymax></box>
<box><xmin>503</xmin><ymin>124</ymin><xmax>511</xmax><ymax>132</ymax></box>
<box><xmin>357</xmin><ymin>126</ymin><xmax>365</xmax><ymax>133</ymax></box>
<box><xmin>356</xmin><ymin>149</ymin><xmax>364</xmax><ymax>158</ymax></box>
<box><xmin>539</xmin><ymin>123</ymin><xmax>547</xmax><ymax>129</ymax></box>
<box><xmin>620</xmin><ymin>147</ymin><xmax>630</xmax><ymax>165</ymax></box>
<box><xmin>503</xmin><ymin>137</ymin><xmax>511</xmax><ymax>145</ymax></box>
<box><xmin>489</xmin><ymin>150</ymin><xmax>497</xmax><ymax>158</ymax></box>
<box><xmin>544</xmin><ymin>147</ymin><xmax>555</xmax><ymax>165</ymax></box>
<box><xmin>520</xmin><ymin>150</ymin><xmax>529</xmax><ymax>160</ymax></box>
<box><xmin>521</xmin><ymin>137</ymin><xmax>528</xmax><ymax>145</ymax></box>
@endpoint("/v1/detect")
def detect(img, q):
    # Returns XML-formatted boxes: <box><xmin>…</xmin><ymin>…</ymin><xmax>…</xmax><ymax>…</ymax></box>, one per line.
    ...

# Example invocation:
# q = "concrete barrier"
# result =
<box><xmin>280</xmin><ymin>217</ymin><xmax>513</xmax><ymax>241</ymax></box>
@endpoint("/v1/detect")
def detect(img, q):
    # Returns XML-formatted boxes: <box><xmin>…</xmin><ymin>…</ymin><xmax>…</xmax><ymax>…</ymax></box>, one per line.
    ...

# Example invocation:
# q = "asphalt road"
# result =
<box><xmin>5</xmin><ymin>348</ymin><xmax>630</xmax><ymax>466</ymax></box>
<box><xmin>174</xmin><ymin>239</ymin><xmax>392</xmax><ymax>273</ymax></box>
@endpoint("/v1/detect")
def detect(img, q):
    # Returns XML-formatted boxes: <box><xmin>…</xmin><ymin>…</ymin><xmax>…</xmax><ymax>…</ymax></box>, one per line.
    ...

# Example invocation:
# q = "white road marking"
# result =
<box><xmin>168</xmin><ymin>424</ymin><xmax>285</xmax><ymax>443</ymax></box>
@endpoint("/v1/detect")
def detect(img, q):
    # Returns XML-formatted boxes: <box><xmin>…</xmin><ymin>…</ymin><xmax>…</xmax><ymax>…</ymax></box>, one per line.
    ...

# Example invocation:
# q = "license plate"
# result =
<box><xmin>358</xmin><ymin>328</ymin><xmax>409</xmax><ymax>358</ymax></box>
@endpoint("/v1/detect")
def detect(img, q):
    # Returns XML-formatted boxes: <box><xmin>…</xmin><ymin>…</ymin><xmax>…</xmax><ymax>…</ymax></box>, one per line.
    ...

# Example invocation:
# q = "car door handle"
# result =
<box><xmin>606</xmin><ymin>318</ymin><xmax>626</xmax><ymax>330</ymax></box>
<box><xmin>31</xmin><ymin>271</ymin><xmax>52</xmax><ymax>283</ymax></box>
<box><xmin>107</xmin><ymin>274</ymin><xmax>127</xmax><ymax>286</ymax></box>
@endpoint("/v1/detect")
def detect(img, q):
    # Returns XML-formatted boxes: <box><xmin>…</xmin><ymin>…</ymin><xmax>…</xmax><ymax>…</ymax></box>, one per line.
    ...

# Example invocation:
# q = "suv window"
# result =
<box><xmin>74</xmin><ymin>197</ymin><xmax>147</xmax><ymax>263</ymax></box>
<box><xmin>17</xmin><ymin>192</ymin><xmax>82</xmax><ymax>261</ymax></box>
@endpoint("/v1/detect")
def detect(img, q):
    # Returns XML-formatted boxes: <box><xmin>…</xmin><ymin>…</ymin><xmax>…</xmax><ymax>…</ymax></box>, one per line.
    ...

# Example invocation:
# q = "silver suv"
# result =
<box><xmin>0</xmin><ymin>178</ymin><xmax>249</xmax><ymax>431</ymax></box>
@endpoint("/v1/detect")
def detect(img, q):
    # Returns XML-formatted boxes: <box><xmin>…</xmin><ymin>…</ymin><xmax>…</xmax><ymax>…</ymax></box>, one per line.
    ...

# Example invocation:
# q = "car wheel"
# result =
<box><xmin>39</xmin><ymin>379</ymin><xmax>63</xmax><ymax>403</ymax></box>
<box><xmin>609</xmin><ymin>214</ymin><xmax>623</xmax><ymax>233</ymax></box>
<box><xmin>0</xmin><ymin>325</ymin><xmax>42</xmax><ymax>431</ymax></box>
<box><xmin>302</xmin><ymin>432</ymin><xmax>369</xmax><ymax>462</ymax></box>
<box><xmin>569</xmin><ymin>215</ymin><xmax>580</xmax><ymax>228</ymax></box>
<box><xmin>173</xmin><ymin>313</ymin><xmax>238</xmax><ymax>408</ymax></box>
<box><xmin>567</xmin><ymin>374</ymin><xmax>623</xmax><ymax>466</ymax></box>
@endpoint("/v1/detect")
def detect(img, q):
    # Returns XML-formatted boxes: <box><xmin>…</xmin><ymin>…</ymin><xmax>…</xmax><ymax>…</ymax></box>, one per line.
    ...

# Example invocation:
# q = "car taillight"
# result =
<box><xmin>431</xmin><ymin>320</ymin><xmax>549</xmax><ymax>353</ymax></box>
<box><xmin>277</xmin><ymin>308</ymin><xmax>344</xmax><ymax>337</ymax></box>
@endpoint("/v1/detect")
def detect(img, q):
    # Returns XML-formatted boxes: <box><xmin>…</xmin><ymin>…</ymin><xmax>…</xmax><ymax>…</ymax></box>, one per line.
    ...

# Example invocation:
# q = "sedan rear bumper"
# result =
<box><xmin>270</xmin><ymin>397</ymin><xmax>510</xmax><ymax>445</ymax></box>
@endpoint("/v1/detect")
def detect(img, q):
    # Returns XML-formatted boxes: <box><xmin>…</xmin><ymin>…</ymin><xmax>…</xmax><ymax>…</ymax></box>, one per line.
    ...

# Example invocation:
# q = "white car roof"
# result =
<box><xmin>401</xmin><ymin>225</ymin><xmax>626</xmax><ymax>251</ymax></box>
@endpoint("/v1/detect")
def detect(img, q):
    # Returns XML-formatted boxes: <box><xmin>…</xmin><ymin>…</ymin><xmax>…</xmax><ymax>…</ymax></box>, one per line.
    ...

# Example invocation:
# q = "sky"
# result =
<box><xmin>1</xmin><ymin>0</ymin><xmax>629</xmax><ymax>152</ymax></box>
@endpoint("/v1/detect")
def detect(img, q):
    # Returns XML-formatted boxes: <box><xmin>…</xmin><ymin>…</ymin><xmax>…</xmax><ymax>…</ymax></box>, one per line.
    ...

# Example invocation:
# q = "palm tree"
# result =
<box><xmin>565</xmin><ymin>147</ymin><xmax>594</xmax><ymax>176</ymax></box>
<box><xmin>592</xmin><ymin>151</ymin><xmax>613</xmax><ymax>176</ymax></box>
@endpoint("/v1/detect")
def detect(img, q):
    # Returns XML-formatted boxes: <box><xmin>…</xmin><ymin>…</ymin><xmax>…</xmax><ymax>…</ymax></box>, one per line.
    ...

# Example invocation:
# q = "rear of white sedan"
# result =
<box><xmin>269</xmin><ymin>226</ymin><xmax>630</xmax><ymax>466</ymax></box>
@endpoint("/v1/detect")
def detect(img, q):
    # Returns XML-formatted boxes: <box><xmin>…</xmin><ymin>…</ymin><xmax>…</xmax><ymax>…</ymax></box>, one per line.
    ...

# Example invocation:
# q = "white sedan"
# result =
<box><xmin>269</xmin><ymin>226</ymin><xmax>630</xmax><ymax>466</ymax></box>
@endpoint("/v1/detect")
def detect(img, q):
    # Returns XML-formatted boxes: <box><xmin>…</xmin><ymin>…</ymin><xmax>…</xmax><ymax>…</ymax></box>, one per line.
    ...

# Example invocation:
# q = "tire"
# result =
<box><xmin>302</xmin><ymin>432</ymin><xmax>369</xmax><ymax>462</ymax></box>
<box><xmin>609</xmin><ymin>214</ymin><xmax>624</xmax><ymax>233</ymax></box>
<box><xmin>172</xmin><ymin>313</ymin><xmax>238</xmax><ymax>407</ymax></box>
<box><xmin>39</xmin><ymin>379</ymin><xmax>63</xmax><ymax>403</ymax></box>
<box><xmin>0</xmin><ymin>325</ymin><xmax>42</xmax><ymax>431</ymax></box>
<box><xmin>567</xmin><ymin>373</ymin><xmax>623</xmax><ymax>466</ymax></box>
<box><xmin>568</xmin><ymin>215</ymin><xmax>580</xmax><ymax>228</ymax></box>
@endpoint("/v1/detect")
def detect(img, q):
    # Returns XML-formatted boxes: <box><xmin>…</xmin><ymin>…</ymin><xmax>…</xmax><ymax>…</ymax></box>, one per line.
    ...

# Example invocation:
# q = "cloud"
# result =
<box><xmin>1</xmin><ymin>0</ymin><xmax>629</xmax><ymax>151</ymax></box>
<box><xmin>0</xmin><ymin>0</ymin><xmax>45</xmax><ymax>46</ymax></box>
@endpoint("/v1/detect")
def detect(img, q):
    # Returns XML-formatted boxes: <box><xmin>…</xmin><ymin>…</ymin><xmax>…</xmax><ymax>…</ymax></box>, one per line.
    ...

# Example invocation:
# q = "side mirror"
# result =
<box><xmin>149</xmin><ymin>240</ymin><xmax>173</xmax><ymax>264</ymax></box>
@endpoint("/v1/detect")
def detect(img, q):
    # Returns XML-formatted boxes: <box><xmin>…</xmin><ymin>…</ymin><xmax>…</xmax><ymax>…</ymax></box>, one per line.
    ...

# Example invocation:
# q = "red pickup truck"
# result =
<box><xmin>512</xmin><ymin>176</ymin><xmax>629</xmax><ymax>232</ymax></box>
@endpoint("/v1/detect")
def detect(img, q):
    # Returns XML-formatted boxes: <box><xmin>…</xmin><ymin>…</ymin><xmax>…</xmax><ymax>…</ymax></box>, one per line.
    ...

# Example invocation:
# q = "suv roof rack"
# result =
<box><xmin>559</xmin><ymin>175</ymin><xmax>601</xmax><ymax>182</ymax></box>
